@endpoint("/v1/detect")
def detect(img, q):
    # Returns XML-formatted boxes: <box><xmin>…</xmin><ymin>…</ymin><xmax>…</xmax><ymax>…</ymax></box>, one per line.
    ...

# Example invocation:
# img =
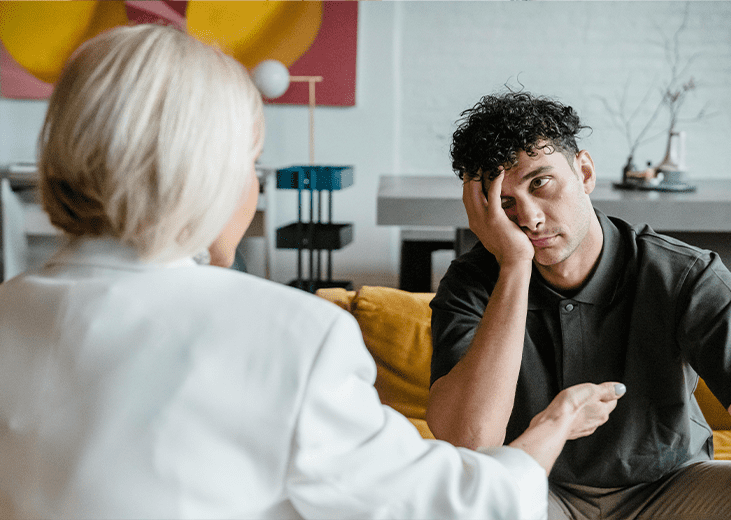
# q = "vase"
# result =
<box><xmin>656</xmin><ymin>130</ymin><xmax>687</xmax><ymax>184</ymax></box>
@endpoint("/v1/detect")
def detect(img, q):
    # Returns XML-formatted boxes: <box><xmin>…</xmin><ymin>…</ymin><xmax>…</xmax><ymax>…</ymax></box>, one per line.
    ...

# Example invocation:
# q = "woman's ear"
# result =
<box><xmin>208</xmin><ymin>174</ymin><xmax>260</xmax><ymax>268</ymax></box>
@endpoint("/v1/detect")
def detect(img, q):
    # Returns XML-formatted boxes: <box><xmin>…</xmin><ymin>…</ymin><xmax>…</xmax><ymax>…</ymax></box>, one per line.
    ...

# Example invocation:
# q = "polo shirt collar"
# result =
<box><xmin>528</xmin><ymin>209</ymin><xmax>624</xmax><ymax>309</ymax></box>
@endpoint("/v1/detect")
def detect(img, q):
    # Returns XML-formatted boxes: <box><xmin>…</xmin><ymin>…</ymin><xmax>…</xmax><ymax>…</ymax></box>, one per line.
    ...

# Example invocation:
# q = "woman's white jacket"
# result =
<box><xmin>0</xmin><ymin>237</ymin><xmax>546</xmax><ymax>519</ymax></box>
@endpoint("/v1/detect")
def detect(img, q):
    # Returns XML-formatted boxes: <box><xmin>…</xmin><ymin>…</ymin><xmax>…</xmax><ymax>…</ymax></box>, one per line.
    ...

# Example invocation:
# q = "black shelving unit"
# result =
<box><xmin>276</xmin><ymin>165</ymin><xmax>354</xmax><ymax>292</ymax></box>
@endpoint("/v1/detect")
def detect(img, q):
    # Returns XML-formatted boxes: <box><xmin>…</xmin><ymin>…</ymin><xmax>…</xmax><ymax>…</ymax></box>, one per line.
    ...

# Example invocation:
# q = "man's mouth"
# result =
<box><xmin>529</xmin><ymin>235</ymin><xmax>557</xmax><ymax>248</ymax></box>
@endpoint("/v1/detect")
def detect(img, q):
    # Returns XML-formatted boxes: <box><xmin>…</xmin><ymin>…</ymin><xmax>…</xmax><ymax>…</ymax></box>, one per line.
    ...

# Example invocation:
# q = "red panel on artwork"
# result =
<box><xmin>125</xmin><ymin>0</ymin><xmax>185</xmax><ymax>28</ymax></box>
<box><xmin>0</xmin><ymin>42</ymin><xmax>53</xmax><ymax>99</ymax></box>
<box><xmin>267</xmin><ymin>1</ymin><xmax>358</xmax><ymax>107</ymax></box>
<box><xmin>162</xmin><ymin>0</ymin><xmax>187</xmax><ymax>19</ymax></box>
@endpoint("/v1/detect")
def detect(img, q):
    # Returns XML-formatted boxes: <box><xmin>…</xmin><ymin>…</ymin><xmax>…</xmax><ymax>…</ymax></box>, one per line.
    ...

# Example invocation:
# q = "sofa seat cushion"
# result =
<box><xmin>694</xmin><ymin>378</ymin><xmax>731</xmax><ymax>431</ymax></box>
<box><xmin>713</xmin><ymin>431</ymin><xmax>731</xmax><ymax>460</ymax></box>
<box><xmin>351</xmin><ymin>286</ymin><xmax>434</xmax><ymax>422</ymax></box>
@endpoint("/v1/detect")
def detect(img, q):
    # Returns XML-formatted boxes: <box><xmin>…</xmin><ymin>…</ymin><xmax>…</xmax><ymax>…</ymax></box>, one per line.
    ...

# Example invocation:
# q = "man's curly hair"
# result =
<box><xmin>451</xmin><ymin>91</ymin><xmax>590</xmax><ymax>182</ymax></box>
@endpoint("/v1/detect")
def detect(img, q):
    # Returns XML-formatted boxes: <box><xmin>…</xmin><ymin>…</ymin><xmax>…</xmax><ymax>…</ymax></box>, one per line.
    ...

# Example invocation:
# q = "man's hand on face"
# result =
<box><xmin>462</xmin><ymin>170</ymin><xmax>534</xmax><ymax>267</ymax></box>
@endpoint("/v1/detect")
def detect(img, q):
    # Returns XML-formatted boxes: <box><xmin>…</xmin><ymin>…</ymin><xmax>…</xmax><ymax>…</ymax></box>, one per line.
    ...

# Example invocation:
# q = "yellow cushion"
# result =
<box><xmin>351</xmin><ymin>286</ymin><xmax>434</xmax><ymax>422</ymax></box>
<box><xmin>694</xmin><ymin>378</ymin><xmax>731</xmax><ymax>431</ymax></box>
<box><xmin>409</xmin><ymin>418</ymin><xmax>435</xmax><ymax>440</ymax></box>
<box><xmin>713</xmin><ymin>430</ymin><xmax>731</xmax><ymax>460</ymax></box>
<box><xmin>315</xmin><ymin>287</ymin><xmax>356</xmax><ymax>312</ymax></box>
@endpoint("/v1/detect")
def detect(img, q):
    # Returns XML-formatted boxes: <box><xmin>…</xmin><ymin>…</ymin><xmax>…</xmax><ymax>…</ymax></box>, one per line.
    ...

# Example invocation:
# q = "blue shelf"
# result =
<box><xmin>276</xmin><ymin>165</ymin><xmax>354</xmax><ymax>191</ymax></box>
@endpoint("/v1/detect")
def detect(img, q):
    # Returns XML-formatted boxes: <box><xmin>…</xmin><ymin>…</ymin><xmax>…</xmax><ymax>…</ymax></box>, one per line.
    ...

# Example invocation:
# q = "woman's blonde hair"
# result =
<box><xmin>38</xmin><ymin>24</ymin><xmax>264</xmax><ymax>262</ymax></box>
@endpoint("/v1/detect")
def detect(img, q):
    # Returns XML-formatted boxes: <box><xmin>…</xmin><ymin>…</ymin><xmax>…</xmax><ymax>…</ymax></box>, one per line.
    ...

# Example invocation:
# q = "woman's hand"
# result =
<box><xmin>507</xmin><ymin>382</ymin><xmax>625</xmax><ymax>475</ymax></box>
<box><xmin>530</xmin><ymin>382</ymin><xmax>626</xmax><ymax>440</ymax></box>
<box><xmin>462</xmin><ymin>171</ymin><xmax>534</xmax><ymax>267</ymax></box>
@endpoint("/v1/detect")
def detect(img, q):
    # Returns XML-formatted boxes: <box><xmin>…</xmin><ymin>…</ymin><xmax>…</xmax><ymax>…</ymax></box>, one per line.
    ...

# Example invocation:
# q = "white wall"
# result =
<box><xmin>260</xmin><ymin>1</ymin><xmax>731</xmax><ymax>288</ymax></box>
<box><xmin>3</xmin><ymin>1</ymin><xmax>731</xmax><ymax>288</ymax></box>
<box><xmin>0</xmin><ymin>96</ymin><xmax>47</xmax><ymax>165</ymax></box>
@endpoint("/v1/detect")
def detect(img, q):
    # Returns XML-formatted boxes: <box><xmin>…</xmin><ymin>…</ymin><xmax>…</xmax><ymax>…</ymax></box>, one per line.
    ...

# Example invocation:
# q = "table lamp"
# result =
<box><xmin>252</xmin><ymin>59</ymin><xmax>322</xmax><ymax>165</ymax></box>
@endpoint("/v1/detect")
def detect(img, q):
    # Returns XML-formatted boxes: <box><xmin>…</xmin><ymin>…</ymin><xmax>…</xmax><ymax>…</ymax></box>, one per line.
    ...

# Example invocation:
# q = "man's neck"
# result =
<box><xmin>535</xmin><ymin>216</ymin><xmax>604</xmax><ymax>293</ymax></box>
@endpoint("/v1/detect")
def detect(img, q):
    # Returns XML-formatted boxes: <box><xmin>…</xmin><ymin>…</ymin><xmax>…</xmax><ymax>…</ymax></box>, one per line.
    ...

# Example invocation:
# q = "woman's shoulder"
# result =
<box><xmin>159</xmin><ymin>265</ymin><xmax>350</xmax><ymax>335</ymax></box>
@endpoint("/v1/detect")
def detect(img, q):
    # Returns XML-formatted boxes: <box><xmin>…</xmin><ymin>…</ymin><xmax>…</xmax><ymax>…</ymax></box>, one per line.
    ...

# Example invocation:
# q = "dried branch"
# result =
<box><xmin>596</xmin><ymin>79</ymin><xmax>664</xmax><ymax>159</ymax></box>
<box><xmin>601</xmin><ymin>2</ymin><xmax>713</xmax><ymax>164</ymax></box>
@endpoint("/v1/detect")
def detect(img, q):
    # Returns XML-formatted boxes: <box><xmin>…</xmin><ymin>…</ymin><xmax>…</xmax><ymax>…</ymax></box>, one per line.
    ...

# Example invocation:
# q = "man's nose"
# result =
<box><xmin>515</xmin><ymin>199</ymin><xmax>544</xmax><ymax>232</ymax></box>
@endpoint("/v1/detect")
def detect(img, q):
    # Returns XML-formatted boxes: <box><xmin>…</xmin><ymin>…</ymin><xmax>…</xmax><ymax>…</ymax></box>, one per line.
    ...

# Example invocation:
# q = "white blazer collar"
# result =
<box><xmin>45</xmin><ymin>236</ymin><xmax>198</xmax><ymax>271</ymax></box>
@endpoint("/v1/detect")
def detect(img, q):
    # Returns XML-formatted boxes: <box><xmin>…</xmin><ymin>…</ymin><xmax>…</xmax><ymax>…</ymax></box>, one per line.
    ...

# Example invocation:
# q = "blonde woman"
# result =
<box><xmin>0</xmin><ymin>24</ymin><xmax>623</xmax><ymax>519</ymax></box>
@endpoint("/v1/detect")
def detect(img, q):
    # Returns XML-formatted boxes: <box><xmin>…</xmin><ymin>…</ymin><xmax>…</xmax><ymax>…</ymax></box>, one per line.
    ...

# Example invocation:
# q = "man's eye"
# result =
<box><xmin>501</xmin><ymin>198</ymin><xmax>514</xmax><ymax>209</ymax></box>
<box><xmin>531</xmin><ymin>177</ymin><xmax>550</xmax><ymax>189</ymax></box>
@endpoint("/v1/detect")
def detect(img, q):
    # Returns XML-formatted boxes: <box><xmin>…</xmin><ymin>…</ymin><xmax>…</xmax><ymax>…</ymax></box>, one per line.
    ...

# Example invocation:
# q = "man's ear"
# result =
<box><xmin>575</xmin><ymin>150</ymin><xmax>596</xmax><ymax>194</ymax></box>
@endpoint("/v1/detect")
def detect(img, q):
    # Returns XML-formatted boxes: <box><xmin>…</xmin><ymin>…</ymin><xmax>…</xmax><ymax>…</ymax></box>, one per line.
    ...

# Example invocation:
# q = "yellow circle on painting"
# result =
<box><xmin>0</xmin><ymin>0</ymin><xmax>127</xmax><ymax>83</ymax></box>
<box><xmin>186</xmin><ymin>0</ymin><xmax>323</xmax><ymax>71</ymax></box>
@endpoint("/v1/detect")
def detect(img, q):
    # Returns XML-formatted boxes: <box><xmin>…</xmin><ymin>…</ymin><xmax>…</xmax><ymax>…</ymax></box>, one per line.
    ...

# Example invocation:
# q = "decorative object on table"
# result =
<box><xmin>618</xmin><ymin>129</ymin><xmax>696</xmax><ymax>193</ymax></box>
<box><xmin>276</xmin><ymin>165</ymin><xmax>354</xmax><ymax>293</ymax></box>
<box><xmin>603</xmin><ymin>7</ymin><xmax>713</xmax><ymax>193</ymax></box>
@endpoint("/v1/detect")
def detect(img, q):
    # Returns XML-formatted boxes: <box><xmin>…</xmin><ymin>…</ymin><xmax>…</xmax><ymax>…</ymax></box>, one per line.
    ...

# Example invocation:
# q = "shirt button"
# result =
<box><xmin>565</xmin><ymin>303</ymin><xmax>575</xmax><ymax>312</ymax></box>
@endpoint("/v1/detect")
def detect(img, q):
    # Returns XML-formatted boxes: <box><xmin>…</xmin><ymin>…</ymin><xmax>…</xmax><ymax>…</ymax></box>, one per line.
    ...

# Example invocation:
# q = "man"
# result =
<box><xmin>427</xmin><ymin>91</ymin><xmax>731</xmax><ymax>519</ymax></box>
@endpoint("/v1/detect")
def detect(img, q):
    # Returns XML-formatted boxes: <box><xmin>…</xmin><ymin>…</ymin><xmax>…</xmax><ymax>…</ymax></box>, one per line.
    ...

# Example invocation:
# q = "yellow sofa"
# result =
<box><xmin>316</xmin><ymin>285</ymin><xmax>731</xmax><ymax>460</ymax></box>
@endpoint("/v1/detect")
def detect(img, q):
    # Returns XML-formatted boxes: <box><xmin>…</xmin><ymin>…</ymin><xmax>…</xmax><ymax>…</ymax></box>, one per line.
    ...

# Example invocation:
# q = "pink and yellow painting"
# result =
<box><xmin>0</xmin><ymin>0</ymin><xmax>356</xmax><ymax>105</ymax></box>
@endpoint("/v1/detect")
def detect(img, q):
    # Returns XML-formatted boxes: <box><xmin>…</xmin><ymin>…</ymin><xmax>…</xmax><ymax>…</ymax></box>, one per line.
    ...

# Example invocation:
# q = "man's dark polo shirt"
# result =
<box><xmin>430</xmin><ymin>210</ymin><xmax>731</xmax><ymax>487</ymax></box>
